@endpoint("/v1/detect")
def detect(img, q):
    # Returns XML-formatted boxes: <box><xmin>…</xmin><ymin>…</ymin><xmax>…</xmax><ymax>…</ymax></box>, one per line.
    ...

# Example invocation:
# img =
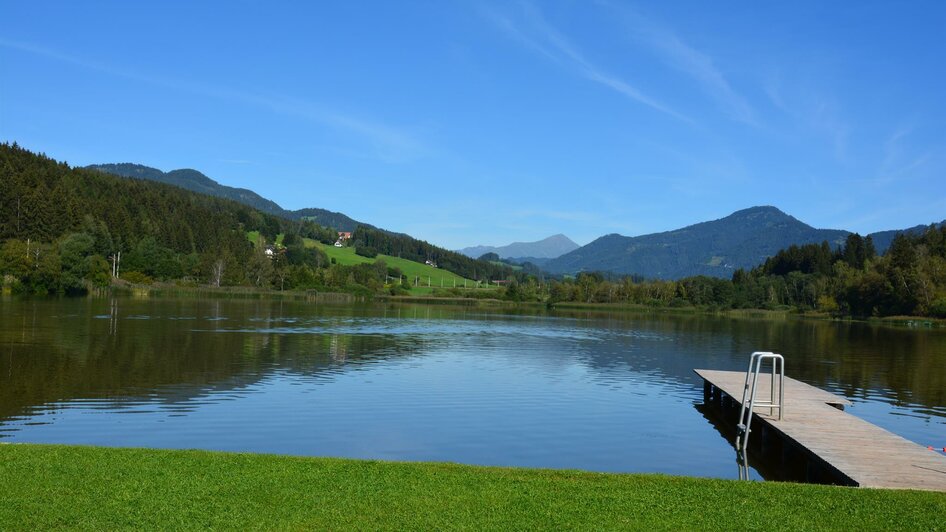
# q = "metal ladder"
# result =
<box><xmin>735</xmin><ymin>351</ymin><xmax>785</xmax><ymax>452</ymax></box>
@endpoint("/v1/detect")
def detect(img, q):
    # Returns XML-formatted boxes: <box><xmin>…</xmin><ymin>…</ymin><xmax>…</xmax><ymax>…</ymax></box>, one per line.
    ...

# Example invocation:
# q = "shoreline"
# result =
<box><xmin>3</xmin><ymin>285</ymin><xmax>944</xmax><ymax>327</ymax></box>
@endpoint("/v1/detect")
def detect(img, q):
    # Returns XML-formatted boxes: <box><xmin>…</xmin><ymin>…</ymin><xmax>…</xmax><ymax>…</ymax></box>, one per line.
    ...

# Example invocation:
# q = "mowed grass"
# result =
<box><xmin>246</xmin><ymin>232</ymin><xmax>497</xmax><ymax>295</ymax></box>
<box><xmin>1</xmin><ymin>445</ymin><xmax>944</xmax><ymax>530</ymax></box>
<box><xmin>303</xmin><ymin>238</ymin><xmax>487</xmax><ymax>291</ymax></box>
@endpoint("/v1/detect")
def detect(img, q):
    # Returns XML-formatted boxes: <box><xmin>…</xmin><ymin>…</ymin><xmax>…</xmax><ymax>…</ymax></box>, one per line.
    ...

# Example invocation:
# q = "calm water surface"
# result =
<box><xmin>1</xmin><ymin>296</ymin><xmax>944</xmax><ymax>481</ymax></box>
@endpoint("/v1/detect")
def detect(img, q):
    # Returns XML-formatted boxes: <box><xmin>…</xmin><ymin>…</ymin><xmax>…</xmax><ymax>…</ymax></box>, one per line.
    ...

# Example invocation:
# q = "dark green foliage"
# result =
<box><xmin>285</xmin><ymin>245</ymin><xmax>327</xmax><ymax>268</ymax></box>
<box><xmin>842</xmin><ymin>233</ymin><xmax>876</xmax><ymax>268</ymax></box>
<box><xmin>281</xmin><ymin>232</ymin><xmax>300</xmax><ymax>247</ymax></box>
<box><xmin>1</xmin><ymin>143</ymin><xmax>271</xmax><ymax>260</ymax></box>
<box><xmin>3</xmin><ymin>144</ymin><xmax>470</xmax><ymax>295</ymax></box>
<box><xmin>7</xmin><ymin>144</ymin><xmax>944</xmax><ymax>314</ymax></box>
<box><xmin>545</xmin><ymin>206</ymin><xmax>943</xmax><ymax>280</ymax></box>
<box><xmin>546</xmin><ymin>206</ymin><xmax>850</xmax><ymax>279</ymax></box>
<box><xmin>548</xmin><ymin>225</ymin><xmax>946</xmax><ymax>318</ymax></box>
<box><xmin>86</xmin><ymin>163</ymin><xmax>289</xmax><ymax>217</ymax></box>
<box><xmin>0</xmin><ymin>144</ymin><xmax>340</xmax><ymax>292</ymax></box>
<box><xmin>355</xmin><ymin>246</ymin><xmax>378</xmax><ymax>258</ymax></box>
<box><xmin>293</xmin><ymin>208</ymin><xmax>372</xmax><ymax>233</ymax></box>
<box><xmin>87</xmin><ymin>163</ymin><xmax>376</xmax><ymax>232</ymax></box>
<box><xmin>762</xmin><ymin>241</ymin><xmax>835</xmax><ymax>276</ymax></box>
<box><xmin>478</xmin><ymin>252</ymin><xmax>500</xmax><ymax>261</ymax></box>
<box><xmin>929</xmin><ymin>298</ymin><xmax>946</xmax><ymax>318</ymax></box>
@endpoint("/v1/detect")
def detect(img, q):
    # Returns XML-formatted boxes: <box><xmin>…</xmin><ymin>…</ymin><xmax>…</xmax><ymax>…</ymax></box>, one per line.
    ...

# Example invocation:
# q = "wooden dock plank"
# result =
<box><xmin>695</xmin><ymin>369</ymin><xmax>946</xmax><ymax>491</ymax></box>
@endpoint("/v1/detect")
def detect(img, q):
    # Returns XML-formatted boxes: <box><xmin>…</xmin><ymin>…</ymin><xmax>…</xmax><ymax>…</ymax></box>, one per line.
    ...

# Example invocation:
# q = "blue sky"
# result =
<box><xmin>2</xmin><ymin>1</ymin><xmax>944</xmax><ymax>249</ymax></box>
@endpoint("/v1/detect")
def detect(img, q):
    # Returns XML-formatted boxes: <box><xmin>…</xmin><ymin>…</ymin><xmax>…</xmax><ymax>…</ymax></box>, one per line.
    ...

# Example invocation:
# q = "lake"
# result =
<box><xmin>1</xmin><ymin>296</ymin><xmax>944</xmax><ymax>481</ymax></box>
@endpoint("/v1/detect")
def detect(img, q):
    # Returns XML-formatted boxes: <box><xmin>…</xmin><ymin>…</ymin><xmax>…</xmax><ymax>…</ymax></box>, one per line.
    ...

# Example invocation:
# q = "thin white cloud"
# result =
<box><xmin>760</xmin><ymin>69</ymin><xmax>851</xmax><ymax>163</ymax></box>
<box><xmin>881</xmin><ymin>125</ymin><xmax>914</xmax><ymax>171</ymax></box>
<box><xmin>875</xmin><ymin>127</ymin><xmax>933</xmax><ymax>185</ymax></box>
<box><xmin>606</xmin><ymin>4</ymin><xmax>756</xmax><ymax>125</ymax></box>
<box><xmin>809</xmin><ymin>97</ymin><xmax>850</xmax><ymax>163</ymax></box>
<box><xmin>0</xmin><ymin>38</ymin><xmax>429</xmax><ymax>163</ymax></box>
<box><xmin>764</xmin><ymin>78</ymin><xmax>787</xmax><ymax>113</ymax></box>
<box><xmin>482</xmin><ymin>3</ymin><xmax>692</xmax><ymax>124</ymax></box>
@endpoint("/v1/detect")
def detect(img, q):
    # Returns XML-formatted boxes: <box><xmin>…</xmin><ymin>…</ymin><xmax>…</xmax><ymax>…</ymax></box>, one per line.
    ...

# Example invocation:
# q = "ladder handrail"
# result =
<box><xmin>736</xmin><ymin>351</ymin><xmax>785</xmax><ymax>452</ymax></box>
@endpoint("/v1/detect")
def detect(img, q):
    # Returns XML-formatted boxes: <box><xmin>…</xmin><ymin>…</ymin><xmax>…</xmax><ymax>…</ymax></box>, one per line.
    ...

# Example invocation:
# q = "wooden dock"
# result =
<box><xmin>695</xmin><ymin>369</ymin><xmax>946</xmax><ymax>491</ymax></box>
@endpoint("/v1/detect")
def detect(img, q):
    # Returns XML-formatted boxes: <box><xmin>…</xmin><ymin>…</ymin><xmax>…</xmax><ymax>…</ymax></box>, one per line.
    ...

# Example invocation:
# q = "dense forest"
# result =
<box><xmin>537</xmin><ymin>229</ymin><xmax>946</xmax><ymax>318</ymax></box>
<box><xmin>3</xmin><ymin>143</ymin><xmax>944</xmax><ymax>318</ymax></box>
<box><xmin>87</xmin><ymin>162</ymin><xmax>375</xmax><ymax>232</ymax></box>
<box><xmin>0</xmin><ymin>143</ymin><xmax>516</xmax><ymax>295</ymax></box>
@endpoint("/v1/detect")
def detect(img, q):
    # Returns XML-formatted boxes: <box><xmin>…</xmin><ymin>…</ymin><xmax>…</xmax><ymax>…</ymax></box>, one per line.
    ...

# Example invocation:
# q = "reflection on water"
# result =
<box><xmin>1</xmin><ymin>296</ymin><xmax>944</xmax><ymax>480</ymax></box>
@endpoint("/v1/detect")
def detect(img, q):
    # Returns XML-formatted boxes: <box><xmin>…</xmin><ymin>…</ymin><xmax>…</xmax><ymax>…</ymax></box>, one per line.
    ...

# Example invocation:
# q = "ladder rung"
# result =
<box><xmin>736</xmin><ymin>351</ymin><xmax>785</xmax><ymax>456</ymax></box>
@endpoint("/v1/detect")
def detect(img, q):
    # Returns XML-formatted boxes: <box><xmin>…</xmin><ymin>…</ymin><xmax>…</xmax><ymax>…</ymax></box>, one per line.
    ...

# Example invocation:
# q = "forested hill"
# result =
<box><xmin>545</xmin><ymin>206</ymin><xmax>943</xmax><ymax>279</ymax></box>
<box><xmin>544</xmin><ymin>207</ymin><xmax>846</xmax><ymax>278</ymax></box>
<box><xmin>1</xmin><ymin>143</ymin><xmax>518</xmax><ymax>294</ymax></box>
<box><xmin>84</xmin><ymin>160</ymin><xmax>518</xmax><ymax>283</ymax></box>
<box><xmin>86</xmin><ymin>163</ymin><xmax>286</xmax><ymax>215</ymax></box>
<box><xmin>0</xmin><ymin>145</ymin><xmax>301</xmax><ymax>252</ymax></box>
<box><xmin>86</xmin><ymin>163</ymin><xmax>372</xmax><ymax>232</ymax></box>
<box><xmin>0</xmin><ymin>143</ymin><xmax>307</xmax><ymax>289</ymax></box>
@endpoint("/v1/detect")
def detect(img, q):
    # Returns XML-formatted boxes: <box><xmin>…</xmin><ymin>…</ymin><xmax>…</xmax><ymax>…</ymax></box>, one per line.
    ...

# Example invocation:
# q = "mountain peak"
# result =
<box><xmin>541</xmin><ymin>234</ymin><xmax>577</xmax><ymax>244</ymax></box>
<box><xmin>728</xmin><ymin>205</ymin><xmax>790</xmax><ymax>218</ymax></box>
<box><xmin>545</xmin><ymin>206</ymin><xmax>844</xmax><ymax>279</ymax></box>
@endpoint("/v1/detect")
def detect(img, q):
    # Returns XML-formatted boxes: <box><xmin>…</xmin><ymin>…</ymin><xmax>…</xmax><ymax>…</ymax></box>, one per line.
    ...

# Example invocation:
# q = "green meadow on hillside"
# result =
<box><xmin>244</xmin><ymin>231</ymin><xmax>501</xmax><ymax>295</ymax></box>
<box><xmin>303</xmin><ymin>239</ymin><xmax>483</xmax><ymax>289</ymax></box>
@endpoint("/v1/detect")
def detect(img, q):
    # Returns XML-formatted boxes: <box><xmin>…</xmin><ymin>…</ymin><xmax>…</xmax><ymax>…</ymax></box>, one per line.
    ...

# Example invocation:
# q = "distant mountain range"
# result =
<box><xmin>458</xmin><ymin>234</ymin><xmax>580</xmax><ymax>260</ymax></box>
<box><xmin>86</xmin><ymin>163</ymin><xmax>374</xmax><ymax>232</ymax></box>
<box><xmin>86</xmin><ymin>164</ymin><xmax>941</xmax><ymax>280</ymax></box>
<box><xmin>544</xmin><ymin>206</ymin><xmax>943</xmax><ymax>279</ymax></box>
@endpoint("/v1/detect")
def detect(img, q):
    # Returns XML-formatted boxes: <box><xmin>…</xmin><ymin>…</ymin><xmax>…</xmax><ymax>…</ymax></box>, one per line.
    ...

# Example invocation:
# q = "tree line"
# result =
<box><xmin>535</xmin><ymin>230</ymin><xmax>946</xmax><ymax>318</ymax></box>
<box><xmin>0</xmin><ymin>143</ymin><xmax>513</xmax><ymax>295</ymax></box>
<box><xmin>3</xmin><ymin>142</ymin><xmax>944</xmax><ymax>317</ymax></box>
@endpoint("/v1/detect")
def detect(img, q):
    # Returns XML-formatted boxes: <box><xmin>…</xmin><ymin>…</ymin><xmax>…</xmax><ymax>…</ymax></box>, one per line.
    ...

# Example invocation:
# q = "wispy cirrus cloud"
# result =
<box><xmin>0</xmin><ymin>38</ymin><xmax>429</xmax><ymax>163</ymax></box>
<box><xmin>606</xmin><ymin>4</ymin><xmax>756</xmax><ymax>125</ymax></box>
<box><xmin>874</xmin><ymin>125</ymin><xmax>934</xmax><ymax>185</ymax></box>
<box><xmin>481</xmin><ymin>3</ymin><xmax>692</xmax><ymax>124</ymax></box>
<box><xmin>763</xmin><ymin>72</ymin><xmax>851</xmax><ymax>162</ymax></box>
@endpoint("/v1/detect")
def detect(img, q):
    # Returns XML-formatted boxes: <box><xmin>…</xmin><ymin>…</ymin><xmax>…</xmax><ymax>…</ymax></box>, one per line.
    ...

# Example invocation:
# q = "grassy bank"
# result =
<box><xmin>1</xmin><ymin>445</ymin><xmax>944</xmax><ymax>530</ymax></box>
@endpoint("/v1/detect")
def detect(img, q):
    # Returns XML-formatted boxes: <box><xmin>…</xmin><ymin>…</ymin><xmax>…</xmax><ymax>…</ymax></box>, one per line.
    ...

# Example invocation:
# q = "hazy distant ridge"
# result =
<box><xmin>458</xmin><ymin>234</ymin><xmax>580</xmax><ymax>260</ymax></box>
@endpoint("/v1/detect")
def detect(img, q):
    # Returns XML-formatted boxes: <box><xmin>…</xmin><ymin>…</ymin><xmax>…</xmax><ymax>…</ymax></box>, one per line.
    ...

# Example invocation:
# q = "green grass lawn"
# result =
<box><xmin>303</xmin><ymin>238</ymin><xmax>490</xmax><ymax>293</ymax></box>
<box><xmin>246</xmin><ymin>232</ymin><xmax>494</xmax><ymax>295</ymax></box>
<box><xmin>1</xmin><ymin>445</ymin><xmax>943</xmax><ymax>530</ymax></box>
